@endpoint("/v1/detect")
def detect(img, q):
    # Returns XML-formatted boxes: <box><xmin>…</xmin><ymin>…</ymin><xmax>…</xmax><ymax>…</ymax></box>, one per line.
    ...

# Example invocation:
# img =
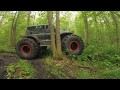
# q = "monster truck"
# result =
<box><xmin>16</xmin><ymin>24</ymin><xmax>84</xmax><ymax>59</ymax></box>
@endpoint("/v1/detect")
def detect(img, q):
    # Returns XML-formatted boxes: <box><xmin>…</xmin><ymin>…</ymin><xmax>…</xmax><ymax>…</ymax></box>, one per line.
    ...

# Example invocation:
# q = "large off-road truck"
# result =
<box><xmin>16</xmin><ymin>24</ymin><xmax>84</xmax><ymax>59</ymax></box>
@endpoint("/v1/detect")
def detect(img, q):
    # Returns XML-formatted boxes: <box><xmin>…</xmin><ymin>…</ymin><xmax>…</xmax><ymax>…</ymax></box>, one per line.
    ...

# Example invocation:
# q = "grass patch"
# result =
<box><xmin>74</xmin><ymin>69</ymin><xmax>91</xmax><ymax>79</ymax></box>
<box><xmin>97</xmin><ymin>68</ymin><xmax>120</xmax><ymax>79</ymax></box>
<box><xmin>0</xmin><ymin>45</ymin><xmax>15</xmax><ymax>53</ymax></box>
<box><xmin>6</xmin><ymin>60</ymin><xmax>36</xmax><ymax>79</ymax></box>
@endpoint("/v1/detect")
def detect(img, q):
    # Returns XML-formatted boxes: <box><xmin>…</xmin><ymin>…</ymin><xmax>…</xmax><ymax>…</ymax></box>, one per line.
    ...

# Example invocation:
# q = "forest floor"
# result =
<box><xmin>0</xmin><ymin>53</ymin><xmax>56</xmax><ymax>79</ymax></box>
<box><xmin>0</xmin><ymin>51</ymin><xmax>120</xmax><ymax>79</ymax></box>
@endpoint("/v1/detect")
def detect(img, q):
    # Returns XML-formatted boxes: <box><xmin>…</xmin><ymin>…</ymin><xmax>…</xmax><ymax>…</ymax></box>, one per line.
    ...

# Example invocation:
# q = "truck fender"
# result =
<box><xmin>60</xmin><ymin>31</ymin><xmax>73</xmax><ymax>40</ymax></box>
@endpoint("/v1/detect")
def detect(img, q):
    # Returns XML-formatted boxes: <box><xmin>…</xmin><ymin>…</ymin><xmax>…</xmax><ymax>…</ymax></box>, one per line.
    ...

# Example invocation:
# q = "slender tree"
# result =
<box><xmin>110</xmin><ymin>11</ymin><xmax>119</xmax><ymax>50</ymax></box>
<box><xmin>33</xmin><ymin>11</ymin><xmax>37</xmax><ymax>25</ymax></box>
<box><xmin>12</xmin><ymin>11</ymin><xmax>20</xmax><ymax>46</ymax></box>
<box><xmin>48</xmin><ymin>11</ymin><xmax>57</xmax><ymax>58</ymax></box>
<box><xmin>27</xmin><ymin>11</ymin><xmax>31</xmax><ymax>26</ymax></box>
<box><xmin>82</xmin><ymin>12</ymin><xmax>89</xmax><ymax>45</ymax></box>
<box><xmin>9</xmin><ymin>11</ymin><xmax>20</xmax><ymax>46</ymax></box>
<box><xmin>10</xmin><ymin>11</ymin><xmax>17</xmax><ymax>46</ymax></box>
<box><xmin>56</xmin><ymin>11</ymin><xmax>62</xmax><ymax>58</ymax></box>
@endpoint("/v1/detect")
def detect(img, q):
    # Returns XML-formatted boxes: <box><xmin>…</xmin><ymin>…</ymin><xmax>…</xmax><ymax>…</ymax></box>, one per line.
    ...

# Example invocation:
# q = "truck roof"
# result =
<box><xmin>27</xmin><ymin>24</ymin><xmax>49</xmax><ymax>28</ymax></box>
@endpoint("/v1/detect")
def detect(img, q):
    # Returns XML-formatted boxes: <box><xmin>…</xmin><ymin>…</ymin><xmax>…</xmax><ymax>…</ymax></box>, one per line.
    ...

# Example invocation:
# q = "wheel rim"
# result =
<box><xmin>69</xmin><ymin>41</ymin><xmax>80</xmax><ymax>52</ymax></box>
<box><xmin>20</xmin><ymin>45</ymin><xmax>32</xmax><ymax>55</ymax></box>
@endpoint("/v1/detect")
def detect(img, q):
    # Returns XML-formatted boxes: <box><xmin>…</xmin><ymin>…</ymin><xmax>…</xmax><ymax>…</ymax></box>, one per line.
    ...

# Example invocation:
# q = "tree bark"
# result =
<box><xmin>83</xmin><ymin>12</ymin><xmax>89</xmax><ymax>45</ymax></box>
<box><xmin>27</xmin><ymin>11</ymin><xmax>31</xmax><ymax>26</ymax></box>
<box><xmin>93</xmin><ymin>12</ymin><xmax>99</xmax><ymax>44</ymax></box>
<box><xmin>9</xmin><ymin>11</ymin><xmax>20</xmax><ymax>46</ymax></box>
<box><xmin>9</xmin><ymin>11</ymin><xmax>17</xmax><ymax>46</ymax></box>
<box><xmin>13</xmin><ymin>11</ymin><xmax>20</xmax><ymax>46</ymax></box>
<box><xmin>56</xmin><ymin>11</ymin><xmax>62</xmax><ymax>58</ymax></box>
<box><xmin>0</xmin><ymin>16</ymin><xmax>3</xmax><ymax>28</ymax></box>
<box><xmin>48</xmin><ymin>11</ymin><xmax>57</xmax><ymax>58</ymax></box>
<box><xmin>33</xmin><ymin>12</ymin><xmax>36</xmax><ymax>25</ymax></box>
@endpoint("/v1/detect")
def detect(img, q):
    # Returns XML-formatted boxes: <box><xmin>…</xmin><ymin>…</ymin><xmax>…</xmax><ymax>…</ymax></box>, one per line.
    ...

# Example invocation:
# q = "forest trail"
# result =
<box><xmin>30</xmin><ymin>59</ymin><xmax>56</xmax><ymax>79</ymax></box>
<box><xmin>0</xmin><ymin>53</ymin><xmax>55</xmax><ymax>79</ymax></box>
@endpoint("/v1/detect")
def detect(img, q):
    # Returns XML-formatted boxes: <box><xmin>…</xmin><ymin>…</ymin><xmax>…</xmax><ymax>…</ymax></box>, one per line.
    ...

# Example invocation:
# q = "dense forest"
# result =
<box><xmin>0</xmin><ymin>11</ymin><xmax>120</xmax><ymax>79</ymax></box>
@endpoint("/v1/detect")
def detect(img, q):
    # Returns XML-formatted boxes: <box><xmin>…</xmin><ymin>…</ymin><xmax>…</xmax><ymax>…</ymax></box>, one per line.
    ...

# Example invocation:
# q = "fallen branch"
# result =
<box><xmin>78</xmin><ymin>65</ymin><xmax>97</xmax><ymax>72</ymax></box>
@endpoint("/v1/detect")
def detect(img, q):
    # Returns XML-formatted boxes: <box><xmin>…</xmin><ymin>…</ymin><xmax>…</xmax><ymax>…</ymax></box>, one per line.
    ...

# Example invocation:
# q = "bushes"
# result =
<box><xmin>78</xmin><ymin>44</ymin><xmax>120</xmax><ymax>62</ymax></box>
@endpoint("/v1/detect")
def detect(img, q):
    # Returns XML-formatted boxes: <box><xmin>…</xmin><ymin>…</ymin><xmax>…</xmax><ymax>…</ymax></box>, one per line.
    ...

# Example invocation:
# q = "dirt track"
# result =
<box><xmin>0</xmin><ymin>53</ymin><xmax>55</xmax><ymax>79</ymax></box>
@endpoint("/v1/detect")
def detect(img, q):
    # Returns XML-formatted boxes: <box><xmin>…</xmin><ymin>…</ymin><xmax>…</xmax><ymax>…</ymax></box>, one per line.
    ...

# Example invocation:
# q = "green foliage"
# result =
<box><xmin>64</xmin><ymin>48</ymin><xmax>77</xmax><ymax>60</ymax></box>
<box><xmin>6</xmin><ymin>60</ymin><xmax>36</xmax><ymax>79</ymax></box>
<box><xmin>78</xmin><ymin>44</ymin><xmax>120</xmax><ymax>63</ymax></box>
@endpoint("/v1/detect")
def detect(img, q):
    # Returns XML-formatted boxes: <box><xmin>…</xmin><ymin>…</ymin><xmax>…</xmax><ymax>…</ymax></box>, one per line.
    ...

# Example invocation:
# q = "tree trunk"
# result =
<box><xmin>93</xmin><ymin>12</ymin><xmax>99</xmax><ymax>44</ymax></box>
<box><xmin>9</xmin><ymin>11</ymin><xmax>20</xmax><ymax>46</ymax></box>
<box><xmin>48</xmin><ymin>11</ymin><xmax>57</xmax><ymax>58</ymax></box>
<box><xmin>0</xmin><ymin>16</ymin><xmax>3</xmax><ymax>35</ymax></box>
<box><xmin>99</xmin><ymin>17</ymin><xmax>104</xmax><ymax>43</ymax></box>
<box><xmin>83</xmin><ymin>12</ymin><xmax>89</xmax><ymax>45</ymax></box>
<box><xmin>102</xmin><ymin>13</ymin><xmax>112</xmax><ymax>45</ymax></box>
<box><xmin>33</xmin><ymin>12</ymin><xmax>36</xmax><ymax>25</ymax></box>
<box><xmin>13</xmin><ymin>11</ymin><xmax>20</xmax><ymax>46</ymax></box>
<box><xmin>9</xmin><ymin>11</ymin><xmax>17</xmax><ymax>46</ymax></box>
<box><xmin>27</xmin><ymin>11</ymin><xmax>31</xmax><ymax>26</ymax></box>
<box><xmin>110</xmin><ymin>11</ymin><xmax>119</xmax><ymax>51</ymax></box>
<box><xmin>0</xmin><ymin>16</ymin><xmax>3</xmax><ymax>28</ymax></box>
<box><xmin>56</xmin><ymin>11</ymin><xmax>62</xmax><ymax>58</ymax></box>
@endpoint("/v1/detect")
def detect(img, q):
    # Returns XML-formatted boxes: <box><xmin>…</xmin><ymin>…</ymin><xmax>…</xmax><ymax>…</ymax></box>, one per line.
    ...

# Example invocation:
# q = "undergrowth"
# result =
<box><xmin>6</xmin><ymin>60</ymin><xmax>36</xmax><ymax>79</ymax></box>
<box><xmin>43</xmin><ymin>44</ymin><xmax>120</xmax><ymax>79</ymax></box>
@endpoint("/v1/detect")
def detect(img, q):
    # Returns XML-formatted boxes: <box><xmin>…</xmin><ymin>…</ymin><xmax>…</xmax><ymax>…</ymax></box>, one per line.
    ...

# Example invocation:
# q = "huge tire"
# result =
<box><xmin>62</xmin><ymin>34</ymin><xmax>84</xmax><ymax>55</ymax></box>
<box><xmin>16</xmin><ymin>38</ymin><xmax>40</xmax><ymax>60</ymax></box>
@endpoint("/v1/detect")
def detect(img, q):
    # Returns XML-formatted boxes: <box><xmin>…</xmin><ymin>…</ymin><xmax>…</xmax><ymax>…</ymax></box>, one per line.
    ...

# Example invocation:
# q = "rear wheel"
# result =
<box><xmin>62</xmin><ymin>34</ymin><xmax>84</xmax><ymax>55</ymax></box>
<box><xmin>16</xmin><ymin>38</ymin><xmax>40</xmax><ymax>60</ymax></box>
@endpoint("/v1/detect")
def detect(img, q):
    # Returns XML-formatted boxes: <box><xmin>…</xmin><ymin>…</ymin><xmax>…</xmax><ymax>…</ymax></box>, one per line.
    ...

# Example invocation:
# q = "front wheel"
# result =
<box><xmin>16</xmin><ymin>38</ymin><xmax>40</xmax><ymax>60</ymax></box>
<box><xmin>62</xmin><ymin>34</ymin><xmax>84</xmax><ymax>55</ymax></box>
